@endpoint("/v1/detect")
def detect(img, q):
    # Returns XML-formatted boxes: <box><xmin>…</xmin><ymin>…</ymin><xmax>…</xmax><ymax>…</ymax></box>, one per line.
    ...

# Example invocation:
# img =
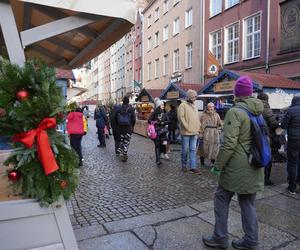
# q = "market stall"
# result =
<box><xmin>134</xmin><ymin>88</ymin><xmax>162</xmax><ymax>137</ymax></box>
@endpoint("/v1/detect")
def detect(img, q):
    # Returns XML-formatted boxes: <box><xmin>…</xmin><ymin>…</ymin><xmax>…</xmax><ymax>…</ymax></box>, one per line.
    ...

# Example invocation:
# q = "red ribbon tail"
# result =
<box><xmin>37</xmin><ymin>130</ymin><xmax>59</xmax><ymax>175</ymax></box>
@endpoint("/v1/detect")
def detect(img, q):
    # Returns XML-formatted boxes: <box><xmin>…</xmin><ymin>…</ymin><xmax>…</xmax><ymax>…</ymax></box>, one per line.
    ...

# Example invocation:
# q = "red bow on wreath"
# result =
<box><xmin>12</xmin><ymin>118</ymin><xmax>59</xmax><ymax>175</ymax></box>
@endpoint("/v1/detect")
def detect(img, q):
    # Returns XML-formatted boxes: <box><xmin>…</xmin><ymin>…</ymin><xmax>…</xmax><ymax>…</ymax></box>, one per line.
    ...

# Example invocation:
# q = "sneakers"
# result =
<box><xmin>264</xmin><ymin>179</ymin><xmax>274</xmax><ymax>186</ymax></box>
<box><xmin>161</xmin><ymin>154</ymin><xmax>170</xmax><ymax>160</ymax></box>
<box><xmin>121</xmin><ymin>154</ymin><xmax>128</xmax><ymax>162</ymax></box>
<box><xmin>232</xmin><ymin>239</ymin><xmax>257</xmax><ymax>250</ymax></box>
<box><xmin>190</xmin><ymin>168</ymin><xmax>201</xmax><ymax>175</ymax></box>
<box><xmin>202</xmin><ymin>236</ymin><xmax>228</xmax><ymax>249</ymax></box>
<box><xmin>287</xmin><ymin>186</ymin><xmax>296</xmax><ymax>195</ymax></box>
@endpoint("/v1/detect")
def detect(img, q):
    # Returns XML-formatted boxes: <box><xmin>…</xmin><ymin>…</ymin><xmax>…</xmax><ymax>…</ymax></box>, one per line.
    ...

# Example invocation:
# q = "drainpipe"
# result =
<box><xmin>266</xmin><ymin>0</ymin><xmax>271</xmax><ymax>73</ymax></box>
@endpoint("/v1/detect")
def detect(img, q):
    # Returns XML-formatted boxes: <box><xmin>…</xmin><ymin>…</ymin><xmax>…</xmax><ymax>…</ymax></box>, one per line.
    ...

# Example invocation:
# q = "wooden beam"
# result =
<box><xmin>33</xmin><ymin>45</ymin><xmax>60</xmax><ymax>60</ymax></box>
<box><xmin>21</xmin><ymin>14</ymin><xmax>99</xmax><ymax>47</ymax></box>
<box><xmin>47</xmin><ymin>37</ymin><xmax>79</xmax><ymax>55</ymax></box>
<box><xmin>51</xmin><ymin>59</ymin><xmax>69</xmax><ymax>68</ymax></box>
<box><xmin>32</xmin><ymin>4</ymin><xmax>98</xmax><ymax>39</ymax></box>
<box><xmin>23</xmin><ymin>3</ymin><xmax>32</xmax><ymax>30</ymax></box>
<box><xmin>69</xmin><ymin>19</ymin><xmax>124</xmax><ymax>67</ymax></box>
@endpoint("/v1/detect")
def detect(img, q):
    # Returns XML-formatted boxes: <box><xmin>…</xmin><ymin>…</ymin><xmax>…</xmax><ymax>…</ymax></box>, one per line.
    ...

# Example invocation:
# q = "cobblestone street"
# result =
<box><xmin>68</xmin><ymin>120</ymin><xmax>218</xmax><ymax>229</ymax></box>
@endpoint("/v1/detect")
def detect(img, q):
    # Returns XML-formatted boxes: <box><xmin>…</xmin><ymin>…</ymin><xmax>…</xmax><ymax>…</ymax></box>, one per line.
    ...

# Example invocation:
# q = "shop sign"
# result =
<box><xmin>167</xmin><ymin>91</ymin><xmax>180</xmax><ymax>99</ymax></box>
<box><xmin>141</xmin><ymin>95</ymin><xmax>149</xmax><ymax>102</ymax></box>
<box><xmin>214</xmin><ymin>81</ymin><xmax>235</xmax><ymax>93</ymax></box>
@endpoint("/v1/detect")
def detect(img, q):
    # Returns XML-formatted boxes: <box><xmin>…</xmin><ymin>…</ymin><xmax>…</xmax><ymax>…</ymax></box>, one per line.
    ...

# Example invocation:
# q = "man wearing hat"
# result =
<box><xmin>177</xmin><ymin>89</ymin><xmax>201</xmax><ymax>174</ymax></box>
<box><xmin>203</xmin><ymin>76</ymin><xmax>264</xmax><ymax>249</ymax></box>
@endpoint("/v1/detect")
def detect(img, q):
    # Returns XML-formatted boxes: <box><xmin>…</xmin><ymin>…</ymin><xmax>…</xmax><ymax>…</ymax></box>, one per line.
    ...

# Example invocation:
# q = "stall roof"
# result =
<box><xmin>55</xmin><ymin>69</ymin><xmax>75</xmax><ymax>81</ymax></box>
<box><xmin>160</xmin><ymin>82</ymin><xmax>202</xmax><ymax>100</ymax></box>
<box><xmin>199</xmin><ymin>70</ymin><xmax>300</xmax><ymax>94</ymax></box>
<box><xmin>1</xmin><ymin>0</ymin><xmax>136</xmax><ymax>68</ymax></box>
<box><xmin>136</xmin><ymin>88</ymin><xmax>163</xmax><ymax>103</ymax></box>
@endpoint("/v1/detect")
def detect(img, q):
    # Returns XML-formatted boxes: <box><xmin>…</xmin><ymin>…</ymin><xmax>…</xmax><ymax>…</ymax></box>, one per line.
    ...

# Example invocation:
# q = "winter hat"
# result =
<box><xmin>234</xmin><ymin>76</ymin><xmax>253</xmax><ymax>97</ymax></box>
<box><xmin>186</xmin><ymin>89</ymin><xmax>197</xmax><ymax>100</ymax></box>
<box><xmin>154</xmin><ymin>97</ymin><xmax>164</xmax><ymax>108</ymax></box>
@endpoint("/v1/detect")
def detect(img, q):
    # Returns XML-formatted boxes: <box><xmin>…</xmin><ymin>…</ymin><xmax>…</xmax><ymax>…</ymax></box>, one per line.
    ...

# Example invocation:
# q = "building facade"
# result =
<box><xmin>125</xmin><ymin>31</ymin><xmax>134</xmax><ymax>95</ymax></box>
<box><xmin>205</xmin><ymin>0</ymin><xmax>300</xmax><ymax>81</ymax></box>
<box><xmin>134</xmin><ymin>11</ymin><xmax>143</xmax><ymax>89</ymax></box>
<box><xmin>142</xmin><ymin>0</ymin><xmax>205</xmax><ymax>89</ymax></box>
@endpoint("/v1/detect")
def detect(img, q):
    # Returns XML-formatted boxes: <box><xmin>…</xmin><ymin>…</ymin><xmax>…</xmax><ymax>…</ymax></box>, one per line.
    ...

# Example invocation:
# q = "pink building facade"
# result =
<box><xmin>205</xmin><ymin>0</ymin><xmax>300</xmax><ymax>81</ymax></box>
<box><xmin>134</xmin><ymin>12</ymin><xmax>143</xmax><ymax>88</ymax></box>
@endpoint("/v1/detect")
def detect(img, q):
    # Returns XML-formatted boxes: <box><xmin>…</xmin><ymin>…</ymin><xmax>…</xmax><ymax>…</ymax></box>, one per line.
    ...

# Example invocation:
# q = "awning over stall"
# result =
<box><xmin>160</xmin><ymin>82</ymin><xmax>201</xmax><ymax>100</ymax></box>
<box><xmin>135</xmin><ymin>88</ymin><xmax>163</xmax><ymax>103</ymax></box>
<box><xmin>0</xmin><ymin>0</ymin><xmax>137</xmax><ymax>68</ymax></box>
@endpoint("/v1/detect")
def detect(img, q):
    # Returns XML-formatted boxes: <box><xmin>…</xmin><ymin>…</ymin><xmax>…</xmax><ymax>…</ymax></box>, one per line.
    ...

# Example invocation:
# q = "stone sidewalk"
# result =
<box><xmin>74</xmin><ymin>184</ymin><xmax>300</xmax><ymax>250</ymax></box>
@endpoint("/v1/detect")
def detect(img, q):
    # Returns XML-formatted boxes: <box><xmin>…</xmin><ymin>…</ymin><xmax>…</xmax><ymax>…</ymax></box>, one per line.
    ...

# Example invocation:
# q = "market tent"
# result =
<box><xmin>0</xmin><ymin>0</ymin><xmax>137</xmax><ymax>68</ymax></box>
<box><xmin>160</xmin><ymin>82</ymin><xmax>201</xmax><ymax>100</ymax></box>
<box><xmin>136</xmin><ymin>88</ymin><xmax>163</xmax><ymax>103</ymax></box>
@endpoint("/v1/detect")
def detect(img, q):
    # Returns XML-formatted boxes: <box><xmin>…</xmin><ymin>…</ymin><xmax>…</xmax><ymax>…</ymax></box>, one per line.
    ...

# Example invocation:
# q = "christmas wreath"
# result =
<box><xmin>0</xmin><ymin>60</ymin><xmax>79</xmax><ymax>206</ymax></box>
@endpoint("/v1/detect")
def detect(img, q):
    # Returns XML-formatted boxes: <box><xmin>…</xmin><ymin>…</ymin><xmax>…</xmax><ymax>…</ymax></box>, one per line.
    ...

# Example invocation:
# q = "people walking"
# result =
<box><xmin>280</xmin><ymin>93</ymin><xmax>300</xmax><ymax>194</ymax></box>
<box><xmin>177</xmin><ymin>89</ymin><xmax>201</xmax><ymax>174</ymax></box>
<box><xmin>148</xmin><ymin>98</ymin><xmax>170</xmax><ymax>165</ymax></box>
<box><xmin>116</xmin><ymin>96</ymin><xmax>136</xmax><ymax>162</ymax></box>
<box><xmin>167</xmin><ymin>104</ymin><xmax>178</xmax><ymax>143</ymax></box>
<box><xmin>66</xmin><ymin>107</ymin><xmax>85</xmax><ymax>166</ymax></box>
<box><xmin>257</xmin><ymin>92</ymin><xmax>279</xmax><ymax>186</ymax></box>
<box><xmin>109</xmin><ymin>104</ymin><xmax>121</xmax><ymax>155</ymax></box>
<box><xmin>203</xmin><ymin>76</ymin><xmax>264</xmax><ymax>250</ymax></box>
<box><xmin>94</xmin><ymin>104</ymin><xmax>108</xmax><ymax>148</ymax></box>
<box><xmin>200</xmin><ymin>102</ymin><xmax>222</xmax><ymax>167</ymax></box>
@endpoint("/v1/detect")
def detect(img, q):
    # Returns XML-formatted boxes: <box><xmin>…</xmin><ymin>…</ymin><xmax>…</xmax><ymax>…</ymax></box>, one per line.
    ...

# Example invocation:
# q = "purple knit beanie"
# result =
<box><xmin>234</xmin><ymin>76</ymin><xmax>253</xmax><ymax>97</ymax></box>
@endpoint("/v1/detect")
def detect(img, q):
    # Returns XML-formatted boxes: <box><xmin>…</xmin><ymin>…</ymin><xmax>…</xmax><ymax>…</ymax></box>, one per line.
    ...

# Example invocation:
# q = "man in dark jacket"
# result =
<box><xmin>281</xmin><ymin>94</ymin><xmax>300</xmax><ymax>194</ymax></box>
<box><xmin>109</xmin><ymin>104</ymin><xmax>121</xmax><ymax>154</ymax></box>
<box><xmin>257</xmin><ymin>92</ymin><xmax>279</xmax><ymax>185</ymax></box>
<box><xmin>167</xmin><ymin>104</ymin><xmax>178</xmax><ymax>143</ymax></box>
<box><xmin>94</xmin><ymin>105</ymin><xmax>108</xmax><ymax>148</ymax></box>
<box><xmin>116</xmin><ymin>96</ymin><xmax>136</xmax><ymax>162</ymax></box>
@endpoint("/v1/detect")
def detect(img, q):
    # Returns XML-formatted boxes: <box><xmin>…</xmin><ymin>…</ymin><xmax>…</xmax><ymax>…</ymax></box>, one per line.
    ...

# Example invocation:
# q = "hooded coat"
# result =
<box><xmin>215</xmin><ymin>97</ymin><xmax>264</xmax><ymax>194</ymax></box>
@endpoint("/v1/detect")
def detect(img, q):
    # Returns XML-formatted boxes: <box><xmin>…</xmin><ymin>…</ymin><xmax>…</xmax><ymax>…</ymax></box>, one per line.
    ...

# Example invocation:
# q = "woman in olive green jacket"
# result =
<box><xmin>203</xmin><ymin>76</ymin><xmax>264</xmax><ymax>250</ymax></box>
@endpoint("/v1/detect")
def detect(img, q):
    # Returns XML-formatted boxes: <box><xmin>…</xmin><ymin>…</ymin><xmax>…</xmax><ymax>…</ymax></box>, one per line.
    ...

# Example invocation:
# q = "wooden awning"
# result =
<box><xmin>0</xmin><ymin>0</ymin><xmax>136</xmax><ymax>68</ymax></box>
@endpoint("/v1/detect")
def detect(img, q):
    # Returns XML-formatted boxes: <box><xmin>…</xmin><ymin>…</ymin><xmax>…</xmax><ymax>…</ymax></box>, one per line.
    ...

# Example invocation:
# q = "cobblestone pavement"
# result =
<box><xmin>68</xmin><ymin>120</ymin><xmax>218</xmax><ymax>229</ymax></box>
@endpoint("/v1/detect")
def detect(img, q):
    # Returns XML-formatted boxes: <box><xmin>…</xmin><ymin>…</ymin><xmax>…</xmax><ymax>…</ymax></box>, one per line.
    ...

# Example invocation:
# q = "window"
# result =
<box><xmin>173</xmin><ymin>17</ymin><xmax>180</xmax><ymax>36</ymax></box>
<box><xmin>154</xmin><ymin>31</ymin><xmax>159</xmax><ymax>47</ymax></box>
<box><xmin>225</xmin><ymin>23</ymin><xmax>239</xmax><ymax>64</ymax></box>
<box><xmin>163</xmin><ymin>25</ymin><xmax>169</xmax><ymax>41</ymax></box>
<box><xmin>225</xmin><ymin>0</ymin><xmax>239</xmax><ymax>9</ymax></box>
<box><xmin>147</xmin><ymin>15</ymin><xmax>151</xmax><ymax>27</ymax></box>
<box><xmin>174</xmin><ymin>0</ymin><xmax>180</xmax><ymax>6</ymax></box>
<box><xmin>185</xmin><ymin>8</ymin><xmax>193</xmax><ymax>28</ymax></box>
<box><xmin>210</xmin><ymin>30</ymin><xmax>222</xmax><ymax>62</ymax></box>
<box><xmin>155</xmin><ymin>59</ymin><xmax>159</xmax><ymax>78</ymax></box>
<box><xmin>163</xmin><ymin>54</ymin><xmax>169</xmax><ymax>75</ymax></box>
<box><xmin>186</xmin><ymin>43</ymin><xmax>192</xmax><ymax>68</ymax></box>
<box><xmin>163</xmin><ymin>0</ymin><xmax>169</xmax><ymax>14</ymax></box>
<box><xmin>147</xmin><ymin>37</ymin><xmax>152</xmax><ymax>51</ymax></box>
<box><xmin>154</xmin><ymin>8</ymin><xmax>159</xmax><ymax>21</ymax></box>
<box><xmin>173</xmin><ymin>49</ymin><xmax>179</xmax><ymax>72</ymax></box>
<box><xmin>210</xmin><ymin>0</ymin><xmax>222</xmax><ymax>17</ymax></box>
<box><xmin>244</xmin><ymin>14</ymin><xmax>261</xmax><ymax>59</ymax></box>
<box><xmin>147</xmin><ymin>62</ymin><xmax>152</xmax><ymax>81</ymax></box>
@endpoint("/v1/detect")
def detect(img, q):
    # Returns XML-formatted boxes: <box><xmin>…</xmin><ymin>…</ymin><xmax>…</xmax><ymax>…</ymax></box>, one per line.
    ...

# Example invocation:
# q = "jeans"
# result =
<box><xmin>97</xmin><ymin>127</ymin><xmax>106</xmax><ymax>146</ymax></box>
<box><xmin>213</xmin><ymin>186</ymin><xmax>258</xmax><ymax>246</ymax></box>
<box><xmin>70</xmin><ymin>134</ymin><xmax>83</xmax><ymax>165</ymax></box>
<box><xmin>154</xmin><ymin>136</ymin><xmax>167</xmax><ymax>163</ymax></box>
<box><xmin>181</xmin><ymin>135</ymin><xmax>198</xmax><ymax>169</ymax></box>
<box><xmin>168</xmin><ymin>129</ymin><xmax>176</xmax><ymax>142</ymax></box>
<box><xmin>287</xmin><ymin>142</ymin><xmax>300</xmax><ymax>191</ymax></box>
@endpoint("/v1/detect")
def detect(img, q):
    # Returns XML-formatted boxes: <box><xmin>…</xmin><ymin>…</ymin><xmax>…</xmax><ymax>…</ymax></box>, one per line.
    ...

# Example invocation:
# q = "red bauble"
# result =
<box><xmin>16</xmin><ymin>89</ymin><xmax>29</xmax><ymax>101</ymax></box>
<box><xmin>8</xmin><ymin>170</ymin><xmax>21</xmax><ymax>182</ymax></box>
<box><xmin>60</xmin><ymin>180</ymin><xmax>68</xmax><ymax>189</ymax></box>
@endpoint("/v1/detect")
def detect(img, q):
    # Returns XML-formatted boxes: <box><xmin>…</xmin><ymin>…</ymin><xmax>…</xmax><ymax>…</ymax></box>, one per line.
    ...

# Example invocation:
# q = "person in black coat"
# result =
<box><xmin>167</xmin><ymin>104</ymin><xmax>178</xmax><ymax>143</ymax></box>
<box><xmin>109</xmin><ymin>104</ymin><xmax>121</xmax><ymax>154</ymax></box>
<box><xmin>94</xmin><ymin>104</ymin><xmax>108</xmax><ymax>148</ymax></box>
<box><xmin>116</xmin><ymin>96</ymin><xmax>136</xmax><ymax>162</ymax></box>
<box><xmin>257</xmin><ymin>93</ymin><xmax>279</xmax><ymax>185</ymax></box>
<box><xmin>281</xmin><ymin>94</ymin><xmax>300</xmax><ymax>194</ymax></box>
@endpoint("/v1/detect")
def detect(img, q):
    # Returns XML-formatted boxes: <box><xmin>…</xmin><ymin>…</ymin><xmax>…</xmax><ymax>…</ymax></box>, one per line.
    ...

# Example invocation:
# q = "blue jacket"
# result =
<box><xmin>94</xmin><ymin>109</ymin><xmax>107</xmax><ymax>128</ymax></box>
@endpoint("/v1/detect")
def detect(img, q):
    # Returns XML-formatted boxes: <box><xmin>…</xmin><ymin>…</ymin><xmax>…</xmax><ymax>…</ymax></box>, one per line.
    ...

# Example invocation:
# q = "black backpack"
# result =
<box><xmin>117</xmin><ymin>107</ymin><xmax>131</xmax><ymax>126</ymax></box>
<box><xmin>237</xmin><ymin>107</ymin><xmax>272</xmax><ymax>168</ymax></box>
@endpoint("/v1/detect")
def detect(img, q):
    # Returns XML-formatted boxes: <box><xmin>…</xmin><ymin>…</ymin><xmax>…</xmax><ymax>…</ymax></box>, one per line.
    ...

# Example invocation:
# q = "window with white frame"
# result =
<box><xmin>173</xmin><ymin>17</ymin><xmax>180</xmax><ymax>36</ymax></box>
<box><xmin>210</xmin><ymin>0</ymin><xmax>222</xmax><ymax>17</ymax></box>
<box><xmin>155</xmin><ymin>59</ymin><xmax>159</xmax><ymax>78</ymax></box>
<box><xmin>154</xmin><ymin>31</ymin><xmax>159</xmax><ymax>47</ymax></box>
<box><xmin>163</xmin><ymin>25</ymin><xmax>169</xmax><ymax>41</ymax></box>
<box><xmin>147</xmin><ymin>15</ymin><xmax>151</xmax><ymax>27</ymax></box>
<box><xmin>173</xmin><ymin>49</ymin><xmax>179</xmax><ymax>72</ymax></box>
<box><xmin>244</xmin><ymin>14</ymin><xmax>261</xmax><ymax>59</ymax></box>
<box><xmin>225</xmin><ymin>0</ymin><xmax>239</xmax><ymax>9</ymax></box>
<box><xmin>185</xmin><ymin>8</ymin><xmax>193</xmax><ymax>28</ymax></box>
<box><xmin>154</xmin><ymin>8</ymin><xmax>159</xmax><ymax>21</ymax></box>
<box><xmin>210</xmin><ymin>30</ymin><xmax>222</xmax><ymax>62</ymax></box>
<box><xmin>186</xmin><ymin>43</ymin><xmax>192</xmax><ymax>68</ymax></box>
<box><xmin>147</xmin><ymin>37</ymin><xmax>152</xmax><ymax>51</ymax></box>
<box><xmin>163</xmin><ymin>54</ymin><xmax>169</xmax><ymax>75</ymax></box>
<box><xmin>174</xmin><ymin>0</ymin><xmax>180</xmax><ymax>6</ymax></box>
<box><xmin>147</xmin><ymin>62</ymin><xmax>151</xmax><ymax>81</ymax></box>
<box><xmin>225</xmin><ymin>23</ymin><xmax>239</xmax><ymax>64</ymax></box>
<box><xmin>163</xmin><ymin>0</ymin><xmax>169</xmax><ymax>14</ymax></box>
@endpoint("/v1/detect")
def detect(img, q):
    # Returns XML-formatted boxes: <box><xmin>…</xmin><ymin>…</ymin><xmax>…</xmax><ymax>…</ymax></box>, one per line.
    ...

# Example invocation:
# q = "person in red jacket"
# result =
<box><xmin>67</xmin><ymin>107</ymin><xmax>85</xmax><ymax>166</ymax></box>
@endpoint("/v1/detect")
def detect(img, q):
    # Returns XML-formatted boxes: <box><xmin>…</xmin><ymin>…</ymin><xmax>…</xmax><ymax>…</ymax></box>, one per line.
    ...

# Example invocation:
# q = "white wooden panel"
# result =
<box><xmin>30</xmin><ymin>243</ymin><xmax>64</xmax><ymax>250</ymax></box>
